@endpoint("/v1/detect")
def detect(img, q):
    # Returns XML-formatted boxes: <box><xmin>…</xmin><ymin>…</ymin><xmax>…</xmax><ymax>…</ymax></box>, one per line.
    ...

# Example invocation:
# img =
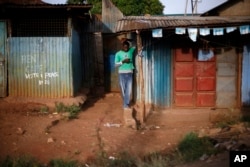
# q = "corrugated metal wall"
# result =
<box><xmin>103</xmin><ymin>34</ymin><xmax>125</xmax><ymax>92</ymax></box>
<box><xmin>104</xmin><ymin>52</ymin><xmax>119</xmax><ymax>92</ymax></box>
<box><xmin>216</xmin><ymin>48</ymin><xmax>237</xmax><ymax>108</ymax></box>
<box><xmin>0</xmin><ymin>21</ymin><xmax>7</xmax><ymax>97</ymax></box>
<box><xmin>136</xmin><ymin>36</ymin><xmax>172</xmax><ymax>109</ymax></box>
<box><xmin>81</xmin><ymin>33</ymin><xmax>104</xmax><ymax>89</ymax></box>
<box><xmin>102</xmin><ymin>0</ymin><xmax>123</xmax><ymax>33</ymax></box>
<box><xmin>72</xmin><ymin>29</ymin><xmax>82</xmax><ymax>95</ymax></box>
<box><xmin>242</xmin><ymin>44</ymin><xmax>250</xmax><ymax>107</ymax></box>
<box><xmin>8</xmin><ymin>37</ymin><xmax>73</xmax><ymax>98</ymax></box>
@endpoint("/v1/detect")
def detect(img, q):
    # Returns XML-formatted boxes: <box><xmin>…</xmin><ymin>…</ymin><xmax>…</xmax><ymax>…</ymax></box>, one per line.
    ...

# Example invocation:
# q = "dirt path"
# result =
<box><xmin>0</xmin><ymin>93</ymin><xmax>230</xmax><ymax>166</ymax></box>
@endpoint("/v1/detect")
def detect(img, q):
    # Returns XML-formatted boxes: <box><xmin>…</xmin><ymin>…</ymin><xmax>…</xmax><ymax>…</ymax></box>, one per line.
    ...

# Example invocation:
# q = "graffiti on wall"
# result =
<box><xmin>21</xmin><ymin>55</ymin><xmax>59</xmax><ymax>85</ymax></box>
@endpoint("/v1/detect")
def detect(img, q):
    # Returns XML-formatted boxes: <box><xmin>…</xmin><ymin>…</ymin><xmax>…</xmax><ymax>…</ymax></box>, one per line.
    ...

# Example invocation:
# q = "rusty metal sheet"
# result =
<box><xmin>115</xmin><ymin>16</ymin><xmax>250</xmax><ymax>33</ymax></box>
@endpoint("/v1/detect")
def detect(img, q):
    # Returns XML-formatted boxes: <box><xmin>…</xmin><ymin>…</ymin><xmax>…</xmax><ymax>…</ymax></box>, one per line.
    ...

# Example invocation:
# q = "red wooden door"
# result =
<box><xmin>174</xmin><ymin>48</ymin><xmax>216</xmax><ymax>107</ymax></box>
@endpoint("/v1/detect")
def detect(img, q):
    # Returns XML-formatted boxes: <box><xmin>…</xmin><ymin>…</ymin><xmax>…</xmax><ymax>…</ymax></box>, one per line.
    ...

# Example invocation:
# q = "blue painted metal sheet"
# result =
<box><xmin>9</xmin><ymin>37</ymin><xmax>73</xmax><ymax>98</ymax></box>
<box><xmin>136</xmin><ymin>37</ymin><xmax>172</xmax><ymax>109</ymax></box>
<box><xmin>104</xmin><ymin>53</ymin><xmax>119</xmax><ymax>92</ymax></box>
<box><xmin>242</xmin><ymin>44</ymin><xmax>250</xmax><ymax>107</ymax></box>
<box><xmin>0</xmin><ymin>21</ymin><xmax>7</xmax><ymax>97</ymax></box>
<box><xmin>72</xmin><ymin>29</ymin><xmax>82</xmax><ymax>95</ymax></box>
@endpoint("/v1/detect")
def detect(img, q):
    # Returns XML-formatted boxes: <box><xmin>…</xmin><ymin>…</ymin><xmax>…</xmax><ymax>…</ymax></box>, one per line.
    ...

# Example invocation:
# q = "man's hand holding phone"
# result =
<box><xmin>122</xmin><ymin>58</ymin><xmax>130</xmax><ymax>64</ymax></box>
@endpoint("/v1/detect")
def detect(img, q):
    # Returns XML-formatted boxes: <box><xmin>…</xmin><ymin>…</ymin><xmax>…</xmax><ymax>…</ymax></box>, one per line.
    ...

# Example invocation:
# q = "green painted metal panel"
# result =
<box><xmin>8</xmin><ymin>37</ymin><xmax>72</xmax><ymax>98</ymax></box>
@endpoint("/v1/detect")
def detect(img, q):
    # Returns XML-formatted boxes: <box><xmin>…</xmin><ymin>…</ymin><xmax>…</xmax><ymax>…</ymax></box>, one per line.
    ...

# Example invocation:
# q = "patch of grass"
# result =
<box><xmin>48</xmin><ymin>159</ymin><xmax>79</xmax><ymax>167</ymax></box>
<box><xmin>215</xmin><ymin>114</ymin><xmax>250</xmax><ymax>128</ymax></box>
<box><xmin>64</xmin><ymin>104</ymin><xmax>81</xmax><ymax>119</ymax></box>
<box><xmin>215</xmin><ymin>120</ymin><xmax>237</xmax><ymax>128</ymax></box>
<box><xmin>241</xmin><ymin>115</ymin><xmax>250</xmax><ymax>122</ymax></box>
<box><xmin>0</xmin><ymin>155</ymin><xmax>41</xmax><ymax>167</ymax></box>
<box><xmin>54</xmin><ymin>102</ymin><xmax>81</xmax><ymax>120</ymax></box>
<box><xmin>40</xmin><ymin>106</ymin><xmax>49</xmax><ymax>114</ymax></box>
<box><xmin>140</xmin><ymin>151</ymin><xmax>183</xmax><ymax>167</ymax></box>
<box><xmin>108</xmin><ymin>152</ymin><xmax>137</xmax><ymax>167</ymax></box>
<box><xmin>93</xmin><ymin>152</ymin><xmax>137</xmax><ymax>167</ymax></box>
<box><xmin>0</xmin><ymin>132</ymin><xmax>220</xmax><ymax>166</ymax></box>
<box><xmin>55</xmin><ymin>102</ymin><xmax>65</xmax><ymax>113</ymax></box>
<box><xmin>240</xmin><ymin>115</ymin><xmax>250</xmax><ymax>127</ymax></box>
<box><xmin>177</xmin><ymin>132</ymin><xmax>217</xmax><ymax>162</ymax></box>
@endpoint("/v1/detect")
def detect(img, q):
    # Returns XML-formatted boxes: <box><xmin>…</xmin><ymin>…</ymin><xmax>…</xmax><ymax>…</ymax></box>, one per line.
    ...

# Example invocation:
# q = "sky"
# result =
<box><xmin>42</xmin><ymin>0</ymin><xmax>228</xmax><ymax>14</ymax></box>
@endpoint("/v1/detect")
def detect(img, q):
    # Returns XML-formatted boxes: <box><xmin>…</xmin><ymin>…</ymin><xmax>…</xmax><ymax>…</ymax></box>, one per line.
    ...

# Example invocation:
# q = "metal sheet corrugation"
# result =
<box><xmin>9</xmin><ymin>37</ymin><xmax>72</xmax><ymax>98</ymax></box>
<box><xmin>115</xmin><ymin>16</ymin><xmax>250</xmax><ymax>32</ymax></box>
<box><xmin>136</xmin><ymin>36</ymin><xmax>172</xmax><ymax>108</ymax></box>
<box><xmin>72</xmin><ymin>29</ymin><xmax>82</xmax><ymax>95</ymax></box>
<box><xmin>102</xmin><ymin>0</ymin><xmax>123</xmax><ymax>33</ymax></box>
<box><xmin>242</xmin><ymin>44</ymin><xmax>250</xmax><ymax>107</ymax></box>
<box><xmin>84</xmin><ymin>14</ymin><xmax>103</xmax><ymax>33</ymax></box>
<box><xmin>104</xmin><ymin>53</ymin><xmax>119</xmax><ymax>92</ymax></box>
<box><xmin>81</xmin><ymin>33</ymin><xmax>101</xmax><ymax>88</ymax></box>
<box><xmin>0</xmin><ymin>21</ymin><xmax>7</xmax><ymax>97</ymax></box>
<box><xmin>216</xmin><ymin>48</ymin><xmax>237</xmax><ymax>108</ymax></box>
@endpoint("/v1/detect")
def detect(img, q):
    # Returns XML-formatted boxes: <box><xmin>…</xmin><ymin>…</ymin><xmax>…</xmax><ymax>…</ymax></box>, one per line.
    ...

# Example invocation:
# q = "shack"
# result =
<box><xmin>113</xmin><ymin>0</ymin><xmax>250</xmax><ymax>120</ymax></box>
<box><xmin>0</xmin><ymin>0</ymin><xmax>92</xmax><ymax>98</ymax></box>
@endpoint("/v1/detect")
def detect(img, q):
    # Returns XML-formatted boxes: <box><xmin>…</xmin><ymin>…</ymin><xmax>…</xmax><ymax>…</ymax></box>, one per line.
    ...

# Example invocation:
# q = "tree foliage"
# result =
<box><xmin>67</xmin><ymin>0</ymin><xmax>102</xmax><ymax>14</ymax></box>
<box><xmin>67</xmin><ymin>0</ymin><xmax>164</xmax><ymax>15</ymax></box>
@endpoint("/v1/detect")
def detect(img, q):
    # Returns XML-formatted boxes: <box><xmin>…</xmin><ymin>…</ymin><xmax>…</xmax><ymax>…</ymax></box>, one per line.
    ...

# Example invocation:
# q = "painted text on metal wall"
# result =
<box><xmin>22</xmin><ymin>55</ymin><xmax>59</xmax><ymax>85</ymax></box>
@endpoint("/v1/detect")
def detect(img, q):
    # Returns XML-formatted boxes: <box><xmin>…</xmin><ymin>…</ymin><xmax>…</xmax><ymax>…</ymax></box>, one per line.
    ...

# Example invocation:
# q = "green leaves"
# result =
<box><xmin>67</xmin><ymin>0</ymin><xmax>164</xmax><ymax>15</ymax></box>
<box><xmin>113</xmin><ymin>0</ymin><xmax>164</xmax><ymax>15</ymax></box>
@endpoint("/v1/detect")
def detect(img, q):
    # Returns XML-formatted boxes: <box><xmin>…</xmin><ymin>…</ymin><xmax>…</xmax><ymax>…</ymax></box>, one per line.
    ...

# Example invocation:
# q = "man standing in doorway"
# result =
<box><xmin>115</xmin><ymin>39</ymin><xmax>136</xmax><ymax>109</ymax></box>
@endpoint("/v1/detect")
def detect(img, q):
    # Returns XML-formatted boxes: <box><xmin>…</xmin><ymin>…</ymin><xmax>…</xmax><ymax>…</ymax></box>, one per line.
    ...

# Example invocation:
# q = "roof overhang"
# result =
<box><xmin>115</xmin><ymin>16</ymin><xmax>250</xmax><ymax>33</ymax></box>
<box><xmin>0</xmin><ymin>3</ymin><xmax>93</xmax><ymax>18</ymax></box>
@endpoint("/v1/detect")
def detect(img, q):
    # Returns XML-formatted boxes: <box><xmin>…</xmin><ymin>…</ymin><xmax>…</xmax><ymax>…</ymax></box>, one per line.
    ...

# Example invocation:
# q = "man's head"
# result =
<box><xmin>122</xmin><ymin>41</ymin><xmax>130</xmax><ymax>52</ymax></box>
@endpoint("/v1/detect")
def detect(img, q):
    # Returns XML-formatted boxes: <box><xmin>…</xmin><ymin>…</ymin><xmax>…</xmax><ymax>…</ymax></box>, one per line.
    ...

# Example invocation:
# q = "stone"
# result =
<box><xmin>16</xmin><ymin>128</ymin><xmax>25</xmax><ymax>135</ymax></box>
<box><xmin>47</xmin><ymin>137</ymin><xmax>55</xmax><ymax>143</ymax></box>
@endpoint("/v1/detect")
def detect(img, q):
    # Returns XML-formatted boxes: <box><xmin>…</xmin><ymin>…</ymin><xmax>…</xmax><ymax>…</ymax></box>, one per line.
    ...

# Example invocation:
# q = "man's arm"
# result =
<box><xmin>115</xmin><ymin>52</ymin><xmax>123</xmax><ymax>67</ymax></box>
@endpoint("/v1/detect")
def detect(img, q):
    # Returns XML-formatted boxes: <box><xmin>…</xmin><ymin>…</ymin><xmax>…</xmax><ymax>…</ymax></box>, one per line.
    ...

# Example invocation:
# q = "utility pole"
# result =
<box><xmin>185</xmin><ymin>0</ymin><xmax>188</xmax><ymax>16</ymax></box>
<box><xmin>191</xmin><ymin>0</ymin><xmax>201</xmax><ymax>15</ymax></box>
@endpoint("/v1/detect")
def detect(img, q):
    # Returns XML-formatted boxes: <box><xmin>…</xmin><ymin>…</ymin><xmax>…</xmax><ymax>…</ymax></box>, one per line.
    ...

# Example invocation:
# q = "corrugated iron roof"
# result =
<box><xmin>0</xmin><ymin>0</ymin><xmax>92</xmax><ymax>9</ymax></box>
<box><xmin>0</xmin><ymin>4</ymin><xmax>92</xmax><ymax>9</ymax></box>
<box><xmin>0</xmin><ymin>0</ymin><xmax>46</xmax><ymax>4</ymax></box>
<box><xmin>115</xmin><ymin>16</ymin><xmax>250</xmax><ymax>33</ymax></box>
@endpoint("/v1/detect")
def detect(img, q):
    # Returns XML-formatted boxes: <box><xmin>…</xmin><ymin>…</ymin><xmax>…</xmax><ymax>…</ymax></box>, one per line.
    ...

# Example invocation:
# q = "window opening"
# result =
<box><xmin>11</xmin><ymin>17</ymin><xmax>68</xmax><ymax>37</ymax></box>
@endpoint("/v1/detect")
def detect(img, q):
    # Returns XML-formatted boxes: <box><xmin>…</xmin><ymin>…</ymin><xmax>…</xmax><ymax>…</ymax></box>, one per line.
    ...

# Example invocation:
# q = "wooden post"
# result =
<box><xmin>136</xmin><ymin>31</ymin><xmax>145</xmax><ymax>122</ymax></box>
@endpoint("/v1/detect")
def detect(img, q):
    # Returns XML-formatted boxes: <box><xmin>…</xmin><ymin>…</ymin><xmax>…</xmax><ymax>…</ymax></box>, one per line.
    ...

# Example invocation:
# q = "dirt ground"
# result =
<box><xmin>0</xmin><ymin>91</ymin><xmax>233</xmax><ymax>166</ymax></box>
